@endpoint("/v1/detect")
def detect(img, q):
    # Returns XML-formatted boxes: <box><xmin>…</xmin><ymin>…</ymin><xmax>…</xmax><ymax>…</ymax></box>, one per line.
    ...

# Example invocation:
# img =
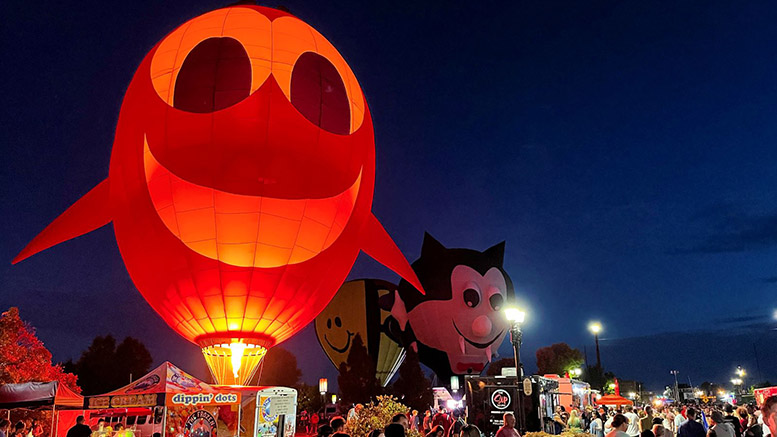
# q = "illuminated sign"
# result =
<box><xmin>491</xmin><ymin>389</ymin><xmax>511</xmax><ymax>410</ymax></box>
<box><xmin>87</xmin><ymin>394</ymin><xmax>158</xmax><ymax>409</ymax></box>
<box><xmin>170</xmin><ymin>393</ymin><xmax>238</xmax><ymax>406</ymax></box>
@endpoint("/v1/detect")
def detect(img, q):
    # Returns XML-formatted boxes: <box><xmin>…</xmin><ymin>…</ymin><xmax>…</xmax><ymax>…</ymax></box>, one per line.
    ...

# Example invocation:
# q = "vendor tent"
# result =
<box><xmin>0</xmin><ymin>381</ymin><xmax>82</xmax><ymax>409</ymax></box>
<box><xmin>595</xmin><ymin>394</ymin><xmax>633</xmax><ymax>406</ymax></box>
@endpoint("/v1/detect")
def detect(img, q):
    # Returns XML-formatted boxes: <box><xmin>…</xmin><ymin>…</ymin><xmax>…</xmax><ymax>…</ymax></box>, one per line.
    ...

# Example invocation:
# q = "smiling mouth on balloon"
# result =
<box><xmin>143</xmin><ymin>136</ymin><xmax>362</xmax><ymax>268</ymax></box>
<box><xmin>324</xmin><ymin>330</ymin><xmax>354</xmax><ymax>353</ymax></box>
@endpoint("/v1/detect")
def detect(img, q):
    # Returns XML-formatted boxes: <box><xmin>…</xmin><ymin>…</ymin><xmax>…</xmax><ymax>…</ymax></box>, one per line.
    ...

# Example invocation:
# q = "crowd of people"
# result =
<box><xmin>0</xmin><ymin>419</ymin><xmax>43</xmax><ymax>437</ymax></box>
<box><xmin>548</xmin><ymin>396</ymin><xmax>777</xmax><ymax>437</ymax></box>
<box><xmin>63</xmin><ymin>417</ymin><xmax>134</xmax><ymax>437</ymax></box>
<box><xmin>303</xmin><ymin>408</ymin><xmax>521</xmax><ymax>437</ymax></box>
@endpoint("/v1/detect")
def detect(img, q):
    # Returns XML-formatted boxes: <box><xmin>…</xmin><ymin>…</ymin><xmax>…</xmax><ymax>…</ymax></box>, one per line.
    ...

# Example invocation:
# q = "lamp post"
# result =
<box><xmin>670</xmin><ymin>370</ymin><xmax>680</xmax><ymax>402</ymax></box>
<box><xmin>736</xmin><ymin>366</ymin><xmax>746</xmax><ymax>394</ymax></box>
<box><xmin>570</xmin><ymin>368</ymin><xmax>582</xmax><ymax>379</ymax></box>
<box><xmin>319</xmin><ymin>378</ymin><xmax>328</xmax><ymax>407</ymax></box>
<box><xmin>588</xmin><ymin>322</ymin><xmax>602</xmax><ymax>369</ymax></box>
<box><xmin>505</xmin><ymin>306</ymin><xmax>526</xmax><ymax>434</ymax></box>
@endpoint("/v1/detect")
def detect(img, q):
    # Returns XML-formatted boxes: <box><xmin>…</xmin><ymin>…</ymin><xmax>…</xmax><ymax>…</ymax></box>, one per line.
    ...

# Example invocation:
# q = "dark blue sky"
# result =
<box><xmin>2</xmin><ymin>0</ymin><xmax>776</xmax><ymax>392</ymax></box>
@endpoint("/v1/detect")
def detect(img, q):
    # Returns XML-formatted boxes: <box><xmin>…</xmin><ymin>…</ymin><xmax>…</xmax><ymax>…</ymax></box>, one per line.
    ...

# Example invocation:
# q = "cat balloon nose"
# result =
<box><xmin>471</xmin><ymin>315</ymin><xmax>493</xmax><ymax>338</ymax></box>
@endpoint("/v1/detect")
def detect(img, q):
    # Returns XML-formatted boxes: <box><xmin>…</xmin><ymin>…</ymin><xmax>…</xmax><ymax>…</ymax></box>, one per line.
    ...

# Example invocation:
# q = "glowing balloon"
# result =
<box><xmin>315</xmin><ymin>279</ymin><xmax>405</xmax><ymax>386</ymax></box>
<box><xmin>14</xmin><ymin>5</ymin><xmax>423</xmax><ymax>385</ymax></box>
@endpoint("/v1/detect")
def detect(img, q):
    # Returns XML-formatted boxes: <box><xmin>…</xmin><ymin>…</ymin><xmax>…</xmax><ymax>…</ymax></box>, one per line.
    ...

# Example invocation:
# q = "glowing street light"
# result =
<box><xmin>504</xmin><ymin>305</ymin><xmax>527</xmax><ymax>433</ymax></box>
<box><xmin>736</xmin><ymin>366</ymin><xmax>746</xmax><ymax>377</ymax></box>
<box><xmin>731</xmin><ymin>378</ymin><xmax>743</xmax><ymax>386</ymax></box>
<box><xmin>570</xmin><ymin>367</ymin><xmax>582</xmax><ymax>378</ymax></box>
<box><xmin>588</xmin><ymin>322</ymin><xmax>603</xmax><ymax>369</ymax></box>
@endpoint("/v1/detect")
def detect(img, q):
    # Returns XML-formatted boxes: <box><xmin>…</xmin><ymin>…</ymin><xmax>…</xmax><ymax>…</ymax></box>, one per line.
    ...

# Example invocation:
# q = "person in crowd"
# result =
<box><xmin>300</xmin><ymin>410</ymin><xmax>309</xmax><ymax>433</ymax></box>
<box><xmin>641</xmin><ymin>408</ymin><xmax>655</xmax><ymax>433</ymax></box>
<box><xmin>385</xmin><ymin>423</ymin><xmax>405</xmax><ymax>437</ymax></box>
<box><xmin>113</xmin><ymin>423</ymin><xmax>134</xmax><ymax>437</ymax></box>
<box><xmin>427</xmin><ymin>425</ymin><xmax>445</xmax><ymax>437</ymax></box>
<box><xmin>679</xmin><ymin>409</ymin><xmax>706</xmax><ymax>437</ymax></box>
<box><xmin>607</xmin><ymin>414</ymin><xmax>631</xmax><ymax>437</ymax></box>
<box><xmin>92</xmin><ymin>419</ymin><xmax>112</xmax><ymax>437</ymax></box>
<box><xmin>709</xmin><ymin>411</ymin><xmax>735</xmax><ymax>437</ymax></box>
<box><xmin>331</xmin><ymin>417</ymin><xmax>346</xmax><ymax>433</ymax></box>
<box><xmin>368</xmin><ymin>430</ymin><xmax>385</xmax><ymax>437</ymax></box>
<box><xmin>0</xmin><ymin>419</ymin><xmax>10</xmax><ymax>437</ymax></box>
<box><xmin>653</xmin><ymin>417</ymin><xmax>671</xmax><ymax>437</ymax></box>
<box><xmin>449</xmin><ymin>410</ymin><xmax>467</xmax><ymax>437</ymax></box>
<box><xmin>736</xmin><ymin>408</ymin><xmax>749</xmax><ymax>432</ymax></box>
<box><xmin>763</xmin><ymin>396</ymin><xmax>777</xmax><ymax>437</ymax></box>
<box><xmin>724</xmin><ymin>405</ymin><xmax>744</xmax><ymax>437</ymax></box>
<box><xmin>460</xmin><ymin>425</ymin><xmax>482</xmax><ymax>437</ymax></box>
<box><xmin>310</xmin><ymin>413</ymin><xmax>321</xmax><ymax>434</ymax></box>
<box><xmin>624</xmin><ymin>407</ymin><xmax>641</xmax><ymax>437</ymax></box>
<box><xmin>423</xmin><ymin>411</ymin><xmax>433</xmax><ymax>435</ymax></box>
<box><xmin>496</xmin><ymin>413</ymin><xmax>520</xmax><ymax>437</ymax></box>
<box><xmin>676</xmin><ymin>408</ymin><xmax>689</xmax><ymax>434</ymax></box>
<box><xmin>409</xmin><ymin>411</ymin><xmax>420</xmax><ymax>431</ymax></box>
<box><xmin>332</xmin><ymin>432</ymin><xmax>350</xmax><ymax>437</ymax></box>
<box><xmin>433</xmin><ymin>409</ymin><xmax>453</xmax><ymax>435</ymax></box>
<box><xmin>392</xmin><ymin>414</ymin><xmax>409</xmax><ymax>430</ymax></box>
<box><xmin>641</xmin><ymin>431</ymin><xmax>655</xmax><ymax>437</ymax></box>
<box><xmin>66</xmin><ymin>416</ymin><xmax>91</xmax><ymax>437</ymax></box>
<box><xmin>317</xmin><ymin>424</ymin><xmax>334</xmax><ymax>437</ymax></box>
<box><xmin>590</xmin><ymin>411</ymin><xmax>604</xmax><ymax>437</ymax></box>
<box><xmin>553</xmin><ymin>406</ymin><xmax>568</xmax><ymax>434</ymax></box>
<box><xmin>11</xmin><ymin>423</ymin><xmax>25</xmax><ymax>437</ymax></box>
<box><xmin>569</xmin><ymin>410</ymin><xmax>583</xmax><ymax>433</ymax></box>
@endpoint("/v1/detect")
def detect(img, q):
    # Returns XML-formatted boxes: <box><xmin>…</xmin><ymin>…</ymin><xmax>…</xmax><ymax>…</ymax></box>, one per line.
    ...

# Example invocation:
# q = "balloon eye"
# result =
<box><xmin>489</xmin><ymin>294</ymin><xmax>504</xmax><ymax>311</ymax></box>
<box><xmin>327</xmin><ymin>319</ymin><xmax>332</xmax><ymax>329</ymax></box>
<box><xmin>463</xmin><ymin>288</ymin><xmax>480</xmax><ymax>308</ymax></box>
<box><xmin>290</xmin><ymin>52</ymin><xmax>350</xmax><ymax>135</ymax></box>
<box><xmin>173</xmin><ymin>37</ymin><xmax>251</xmax><ymax>113</ymax></box>
<box><xmin>335</xmin><ymin>317</ymin><xmax>342</xmax><ymax>327</ymax></box>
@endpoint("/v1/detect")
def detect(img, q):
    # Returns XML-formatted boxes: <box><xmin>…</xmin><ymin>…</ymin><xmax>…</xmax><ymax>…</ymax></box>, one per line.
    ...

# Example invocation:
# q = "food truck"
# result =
<box><xmin>542</xmin><ymin>375</ymin><xmax>593</xmax><ymax>412</ymax></box>
<box><xmin>464</xmin><ymin>375</ymin><xmax>559</xmax><ymax>437</ymax></box>
<box><xmin>755</xmin><ymin>387</ymin><xmax>777</xmax><ymax>407</ymax></box>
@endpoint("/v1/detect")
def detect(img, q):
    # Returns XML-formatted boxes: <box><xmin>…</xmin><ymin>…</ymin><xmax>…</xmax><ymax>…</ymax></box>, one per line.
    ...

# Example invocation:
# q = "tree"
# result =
<box><xmin>390</xmin><ymin>349</ymin><xmax>433</xmax><ymax>411</ymax></box>
<box><xmin>485</xmin><ymin>357</ymin><xmax>515</xmax><ymax>376</ymax></box>
<box><xmin>338</xmin><ymin>334</ymin><xmax>382</xmax><ymax>404</ymax></box>
<box><xmin>71</xmin><ymin>335</ymin><xmax>152</xmax><ymax>395</ymax></box>
<box><xmin>535</xmin><ymin>343</ymin><xmax>584</xmax><ymax>376</ymax></box>
<box><xmin>296</xmin><ymin>383</ymin><xmax>325</xmax><ymax>414</ymax></box>
<box><xmin>0</xmin><ymin>307</ymin><xmax>80</xmax><ymax>392</ymax></box>
<box><xmin>345</xmin><ymin>396</ymin><xmax>422</xmax><ymax>437</ymax></box>
<box><xmin>256</xmin><ymin>347</ymin><xmax>302</xmax><ymax>387</ymax></box>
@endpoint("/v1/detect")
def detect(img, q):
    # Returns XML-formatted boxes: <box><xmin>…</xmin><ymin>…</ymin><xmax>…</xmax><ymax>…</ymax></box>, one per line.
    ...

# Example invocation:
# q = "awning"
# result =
<box><xmin>595</xmin><ymin>394</ymin><xmax>633</xmax><ymax>406</ymax></box>
<box><xmin>0</xmin><ymin>381</ymin><xmax>83</xmax><ymax>409</ymax></box>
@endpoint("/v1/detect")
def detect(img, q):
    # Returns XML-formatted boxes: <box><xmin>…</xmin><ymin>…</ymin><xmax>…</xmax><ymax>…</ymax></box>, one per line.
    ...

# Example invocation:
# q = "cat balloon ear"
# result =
<box><xmin>483</xmin><ymin>241</ymin><xmax>506</xmax><ymax>266</ymax></box>
<box><xmin>421</xmin><ymin>232</ymin><xmax>446</xmax><ymax>258</ymax></box>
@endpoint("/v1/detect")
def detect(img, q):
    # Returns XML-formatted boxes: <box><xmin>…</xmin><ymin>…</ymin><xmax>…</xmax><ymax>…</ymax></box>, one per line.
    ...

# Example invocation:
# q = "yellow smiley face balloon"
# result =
<box><xmin>314</xmin><ymin>279</ymin><xmax>405</xmax><ymax>386</ymax></box>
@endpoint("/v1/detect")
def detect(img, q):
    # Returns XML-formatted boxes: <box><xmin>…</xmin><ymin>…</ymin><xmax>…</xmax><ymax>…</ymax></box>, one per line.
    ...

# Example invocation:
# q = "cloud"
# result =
<box><xmin>667</xmin><ymin>205</ymin><xmax>777</xmax><ymax>254</ymax></box>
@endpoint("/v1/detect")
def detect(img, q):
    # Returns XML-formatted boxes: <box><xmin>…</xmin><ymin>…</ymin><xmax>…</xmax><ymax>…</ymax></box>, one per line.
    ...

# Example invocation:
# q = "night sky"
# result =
<box><xmin>2</xmin><ymin>0</ymin><xmax>776</xmax><ymax>392</ymax></box>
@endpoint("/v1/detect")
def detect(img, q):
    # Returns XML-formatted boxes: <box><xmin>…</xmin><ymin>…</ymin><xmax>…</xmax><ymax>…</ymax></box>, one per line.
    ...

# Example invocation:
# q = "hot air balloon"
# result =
<box><xmin>13</xmin><ymin>5</ymin><xmax>423</xmax><ymax>385</ymax></box>
<box><xmin>386</xmin><ymin>234</ymin><xmax>513</xmax><ymax>380</ymax></box>
<box><xmin>314</xmin><ymin>279</ymin><xmax>405</xmax><ymax>386</ymax></box>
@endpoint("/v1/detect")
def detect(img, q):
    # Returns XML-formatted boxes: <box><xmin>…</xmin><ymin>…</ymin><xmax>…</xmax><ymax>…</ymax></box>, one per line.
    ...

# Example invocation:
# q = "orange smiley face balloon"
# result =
<box><xmin>14</xmin><ymin>5</ymin><xmax>423</xmax><ymax>385</ymax></box>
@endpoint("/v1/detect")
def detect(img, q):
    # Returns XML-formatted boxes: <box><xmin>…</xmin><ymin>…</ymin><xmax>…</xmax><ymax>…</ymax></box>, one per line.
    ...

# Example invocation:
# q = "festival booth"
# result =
<box><xmin>595</xmin><ymin>394</ymin><xmax>633</xmax><ymax>407</ymax></box>
<box><xmin>84</xmin><ymin>362</ymin><xmax>242</xmax><ymax>437</ymax></box>
<box><xmin>0</xmin><ymin>381</ymin><xmax>84</xmax><ymax>437</ymax></box>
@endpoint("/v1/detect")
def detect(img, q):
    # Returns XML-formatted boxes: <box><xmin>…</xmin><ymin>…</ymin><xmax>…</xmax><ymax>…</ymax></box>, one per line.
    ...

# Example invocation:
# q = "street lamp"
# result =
<box><xmin>588</xmin><ymin>322</ymin><xmax>602</xmax><ymax>369</ymax></box>
<box><xmin>570</xmin><ymin>368</ymin><xmax>582</xmax><ymax>379</ymax></box>
<box><xmin>670</xmin><ymin>370</ymin><xmax>680</xmax><ymax>401</ymax></box>
<box><xmin>319</xmin><ymin>378</ymin><xmax>328</xmax><ymax>406</ymax></box>
<box><xmin>504</xmin><ymin>306</ymin><xmax>526</xmax><ymax>434</ymax></box>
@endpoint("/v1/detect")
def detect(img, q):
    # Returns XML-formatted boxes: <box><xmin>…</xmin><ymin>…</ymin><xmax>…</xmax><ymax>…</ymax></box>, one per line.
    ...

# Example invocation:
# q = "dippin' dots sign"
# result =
<box><xmin>171</xmin><ymin>393</ymin><xmax>238</xmax><ymax>406</ymax></box>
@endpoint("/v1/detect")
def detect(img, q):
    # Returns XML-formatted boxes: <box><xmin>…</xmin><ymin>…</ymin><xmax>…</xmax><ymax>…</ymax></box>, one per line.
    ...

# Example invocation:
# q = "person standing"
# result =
<box><xmin>724</xmin><ymin>405</ymin><xmax>743</xmax><ymax>437</ymax></box>
<box><xmin>590</xmin><ymin>412</ymin><xmax>604</xmax><ymax>437</ymax></box>
<box><xmin>606</xmin><ymin>414</ymin><xmax>631</xmax><ymax>437</ymax></box>
<box><xmin>66</xmin><ymin>417</ymin><xmax>92</xmax><ymax>437</ymax></box>
<box><xmin>762</xmin><ymin>396</ymin><xmax>777</xmax><ymax>437</ymax></box>
<box><xmin>496</xmin><ymin>413</ymin><xmax>521</xmax><ymax>437</ymax></box>
<box><xmin>625</xmin><ymin>407</ymin><xmax>641</xmax><ymax>437</ymax></box>
<box><xmin>679</xmin><ymin>409</ymin><xmax>706</xmax><ymax>437</ymax></box>
<box><xmin>709</xmin><ymin>411</ymin><xmax>734</xmax><ymax>437</ymax></box>
<box><xmin>641</xmin><ymin>408</ymin><xmax>655</xmax><ymax>433</ymax></box>
<box><xmin>423</xmin><ymin>411</ymin><xmax>432</xmax><ymax>435</ymax></box>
